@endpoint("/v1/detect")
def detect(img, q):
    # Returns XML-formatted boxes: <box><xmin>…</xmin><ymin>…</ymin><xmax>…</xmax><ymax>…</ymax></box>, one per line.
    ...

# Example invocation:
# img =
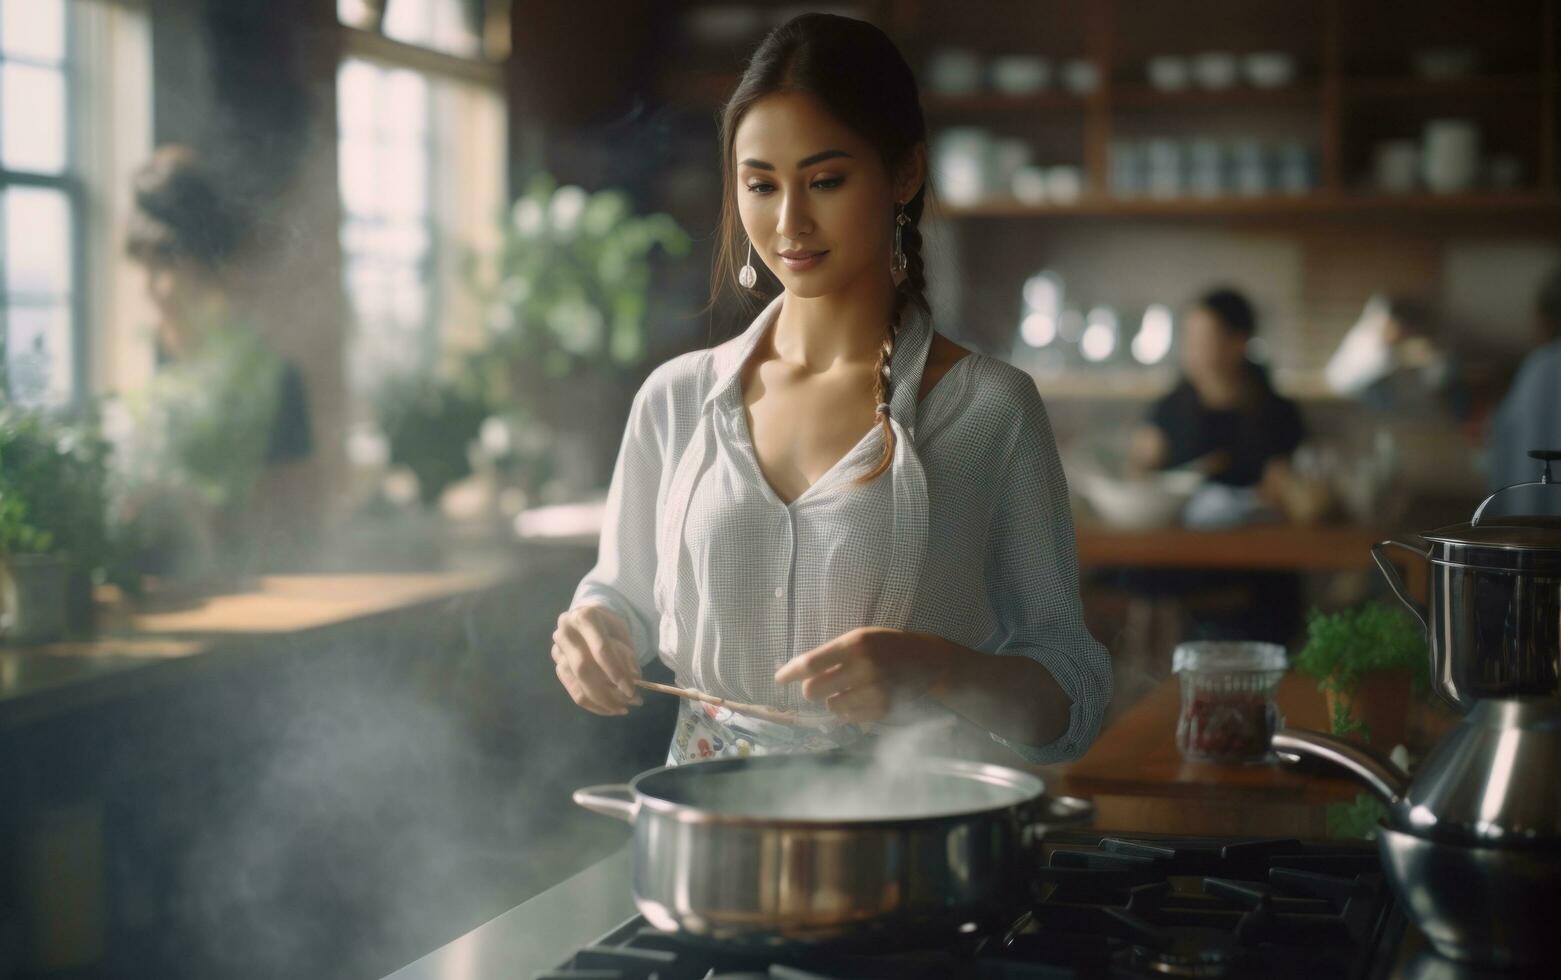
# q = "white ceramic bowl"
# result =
<box><xmin>1193</xmin><ymin>51</ymin><xmax>1239</xmax><ymax>90</ymax></box>
<box><xmin>1243</xmin><ymin>51</ymin><xmax>1296</xmax><ymax>89</ymax></box>
<box><xmin>1078</xmin><ymin>470</ymin><xmax>1203</xmax><ymax>530</ymax></box>
<box><xmin>1147</xmin><ymin>55</ymin><xmax>1191</xmax><ymax>92</ymax></box>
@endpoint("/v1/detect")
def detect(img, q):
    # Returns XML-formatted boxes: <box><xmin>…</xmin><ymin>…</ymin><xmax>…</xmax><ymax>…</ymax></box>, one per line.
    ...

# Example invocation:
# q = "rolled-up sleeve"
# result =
<box><xmin>983</xmin><ymin>384</ymin><xmax>1112</xmax><ymax>764</ymax></box>
<box><xmin>569</xmin><ymin>373</ymin><xmax>666</xmax><ymax>667</ymax></box>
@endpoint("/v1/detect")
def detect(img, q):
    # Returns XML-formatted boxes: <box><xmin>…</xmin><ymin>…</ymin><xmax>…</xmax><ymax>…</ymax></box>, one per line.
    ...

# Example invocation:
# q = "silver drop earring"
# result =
<box><xmin>738</xmin><ymin>239</ymin><xmax>758</xmax><ymax>289</ymax></box>
<box><xmin>891</xmin><ymin>202</ymin><xmax>909</xmax><ymax>287</ymax></box>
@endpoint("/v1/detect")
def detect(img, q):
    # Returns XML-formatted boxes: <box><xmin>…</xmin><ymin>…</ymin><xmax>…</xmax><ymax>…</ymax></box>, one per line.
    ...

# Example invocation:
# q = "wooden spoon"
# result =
<box><xmin>632</xmin><ymin>679</ymin><xmax>832</xmax><ymax>729</ymax></box>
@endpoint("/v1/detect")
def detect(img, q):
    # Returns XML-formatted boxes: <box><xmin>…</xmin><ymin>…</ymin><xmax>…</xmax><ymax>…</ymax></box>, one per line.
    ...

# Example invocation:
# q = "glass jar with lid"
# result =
<box><xmin>1173</xmin><ymin>642</ymin><xmax>1288</xmax><ymax>764</ymax></box>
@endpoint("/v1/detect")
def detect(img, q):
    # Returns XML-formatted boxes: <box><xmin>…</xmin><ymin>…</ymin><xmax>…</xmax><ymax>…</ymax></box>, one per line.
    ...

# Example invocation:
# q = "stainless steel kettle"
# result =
<box><xmin>1372</xmin><ymin>449</ymin><xmax>1561</xmax><ymax>712</ymax></box>
<box><xmin>1273</xmin><ymin>697</ymin><xmax>1561</xmax><ymax>848</ymax></box>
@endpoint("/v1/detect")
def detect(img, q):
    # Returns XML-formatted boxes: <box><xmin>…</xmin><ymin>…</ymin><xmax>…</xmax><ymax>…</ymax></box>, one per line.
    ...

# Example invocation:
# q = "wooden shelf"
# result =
<box><xmin>944</xmin><ymin>191</ymin><xmax>1561</xmax><ymax>219</ymax></box>
<box><xmin>1111</xmin><ymin>84</ymin><xmax>1321</xmax><ymax>108</ymax></box>
<box><xmin>922</xmin><ymin>91</ymin><xmax>1089</xmax><ymax>114</ymax></box>
<box><xmin>1344</xmin><ymin>75</ymin><xmax>1546</xmax><ymax>100</ymax></box>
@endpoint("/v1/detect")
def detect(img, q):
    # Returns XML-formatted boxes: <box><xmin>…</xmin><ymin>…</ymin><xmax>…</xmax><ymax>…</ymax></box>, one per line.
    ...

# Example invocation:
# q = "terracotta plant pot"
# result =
<box><xmin>1324</xmin><ymin>668</ymin><xmax>1414</xmax><ymax>748</ymax></box>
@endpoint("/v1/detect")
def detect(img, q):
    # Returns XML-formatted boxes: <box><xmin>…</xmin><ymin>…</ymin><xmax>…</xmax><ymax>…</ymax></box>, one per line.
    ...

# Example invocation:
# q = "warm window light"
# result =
<box><xmin>1132</xmin><ymin>303</ymin><xmax>1174</xmax><ymax>365</ymax></box>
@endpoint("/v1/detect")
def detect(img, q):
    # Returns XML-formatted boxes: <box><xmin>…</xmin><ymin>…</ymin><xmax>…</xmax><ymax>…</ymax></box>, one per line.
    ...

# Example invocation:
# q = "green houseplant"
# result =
<box><xmin>0</xmin><ymin>407</ymin><xmax>121</xmax><ymax>640</ymax></box>
<box><xmin>468</xmin><ymin>172</ymin><xmax>690</xmax><ymax>498</ymax></box>
<box><xmin>374</xmin><ymin>366</ymin><xmax>490</xmax><ymax>508</ymax></box>
<box><xmin>1294</xmin><ymin>602</ymin><xmax>1429</xmax><ymax>747</ymax></box>
<box><xmin>1295</xmin><ymin>602</ymin><xmax>1429</xmax><ymax>840</ymax></box>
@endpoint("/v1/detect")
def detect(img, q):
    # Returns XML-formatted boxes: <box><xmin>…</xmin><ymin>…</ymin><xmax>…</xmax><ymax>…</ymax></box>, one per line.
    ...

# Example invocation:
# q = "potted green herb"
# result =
<box><xmin>375</xmin><ymin>367</ymin><xmax>490</xmax><ymax>509</ymax></box>
<box><xmin>1294</xmin><ymin>602</ymin><xmax>1429</xmax><ymax>748</ymax></box>
<box><xmin>468</xmin><ymin>172</ymin><xmax>690</xmax><ymax>498</ymax></box>
<box><xmin>0</xmin><ymin>407</ymin><xmax>121</xmax><ymax>641</ymax></box>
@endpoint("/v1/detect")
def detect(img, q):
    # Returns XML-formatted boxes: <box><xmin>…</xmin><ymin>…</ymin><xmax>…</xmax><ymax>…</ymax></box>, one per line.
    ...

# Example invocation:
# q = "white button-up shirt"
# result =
<box><xmin>569</xmin><ymin>292</ymin><xmax>1111</xmax><ymax>763</ymax></box>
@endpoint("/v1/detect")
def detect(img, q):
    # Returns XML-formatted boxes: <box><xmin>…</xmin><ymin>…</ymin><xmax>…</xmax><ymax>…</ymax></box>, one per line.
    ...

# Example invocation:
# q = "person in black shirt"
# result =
<box><xmin>1129</xmin><ymin>287</ymin><xmax>1304</xmax><ymax>488</ymax></box>
<box><xmin>1121</xmin><ymin>287</ymin><xmax>1307</xmax><ymax>645</ymax></box>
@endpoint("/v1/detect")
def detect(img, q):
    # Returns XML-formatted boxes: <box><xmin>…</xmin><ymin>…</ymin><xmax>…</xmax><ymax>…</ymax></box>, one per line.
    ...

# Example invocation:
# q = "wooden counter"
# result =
<box><xmin>1051</xmin><ymin>672</ymin><xmax>1365</xmax><ymax>837</ymax></box>
<box><xmin>1075</xmin><ymin>522</ymin><xmax>1419</xmax><ymax>585</ymax></box>
<box><xmin>0</xmin><ymin>568</ymin><xmax>512</xmax><ymax>730</ymax></box>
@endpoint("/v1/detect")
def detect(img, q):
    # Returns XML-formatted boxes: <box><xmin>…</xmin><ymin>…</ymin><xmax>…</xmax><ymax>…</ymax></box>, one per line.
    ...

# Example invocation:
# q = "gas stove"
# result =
<box><xmin>533</xmin><ymin>831</ymin><xmax>1409</xmax><ymax>980</ymax></box>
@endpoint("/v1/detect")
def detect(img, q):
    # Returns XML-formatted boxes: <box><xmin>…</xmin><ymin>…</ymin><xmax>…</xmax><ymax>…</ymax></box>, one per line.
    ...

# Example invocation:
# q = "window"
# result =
<box><xmin>0</xmin><ymin>0</ymin><xmax>151</xmax><ymax>406</ymax></box>
<box><xmin>336</xmin><ymin>6</ymin><xmax>506</xmax><ymax>411</ymax></box>
<box><xmin>338</xmin><ymin>58</ymin><xmax>435</xmax><ymax>395</ymax></box>
<box><xmin>1</xmin><ymin>0</ymin><xmax>75</xmax><ymax>404</ymax></box>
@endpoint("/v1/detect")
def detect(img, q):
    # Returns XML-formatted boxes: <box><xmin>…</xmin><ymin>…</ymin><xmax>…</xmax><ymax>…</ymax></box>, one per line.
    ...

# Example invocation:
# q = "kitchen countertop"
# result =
<box><xmin>0</xmin><ymin>567</ymin><xmax>515</xmax><ymax>730</ymax></box>
<box><xmin>383</xmin><ymin>843</ymin><xmax>635</xmax><ymax>980</ymax></box>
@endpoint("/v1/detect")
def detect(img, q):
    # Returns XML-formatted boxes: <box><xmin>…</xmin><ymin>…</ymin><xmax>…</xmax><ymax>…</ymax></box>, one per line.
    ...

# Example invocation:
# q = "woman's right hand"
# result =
<box><xmin>552</xmin><ymin>605</ymin><xmax>643</xmax><ymax>716</ymax></box>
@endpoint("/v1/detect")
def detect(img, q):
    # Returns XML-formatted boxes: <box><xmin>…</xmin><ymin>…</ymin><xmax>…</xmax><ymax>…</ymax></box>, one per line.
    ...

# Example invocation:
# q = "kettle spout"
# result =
<box><xmin>1271</xmin><ymin>727</ymin><xmax>1411</xmax><ymax>806</ymax></box>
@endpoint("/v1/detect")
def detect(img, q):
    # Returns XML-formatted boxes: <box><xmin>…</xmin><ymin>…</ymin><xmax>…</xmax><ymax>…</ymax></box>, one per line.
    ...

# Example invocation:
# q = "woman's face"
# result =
<box><xmin>140</xmin><ymin>255</ymin><xmax>225</xmax><ymax>356</ymax></box>
<box><xmin>1179</xmin><ymin>305</ymin><xmax>1247</xmax><ymax>384</ymax></box>
<box><xmin>733</xmin><ymin>92</ymin><xmax>918</xmax><ymax>300</ymax></box>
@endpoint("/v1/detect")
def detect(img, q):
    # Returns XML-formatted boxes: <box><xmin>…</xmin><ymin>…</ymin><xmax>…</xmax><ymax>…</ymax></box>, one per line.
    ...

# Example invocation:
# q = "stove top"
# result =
<box><xmin>534</xmin><ymin>832</ymin><xmax>1407</xmax><ymax>980</ymax></box>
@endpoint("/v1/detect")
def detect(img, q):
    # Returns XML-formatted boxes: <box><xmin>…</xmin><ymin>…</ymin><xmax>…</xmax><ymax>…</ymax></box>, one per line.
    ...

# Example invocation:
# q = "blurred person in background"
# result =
<box><xmin>1485</xmin><ymin>264</ymin><xmax>1561</xmax><ymax>515</ymax></box>
<box><xmin>1129</xmin><ymin>287</ymin><xmax>1306</xmax><ymax>504</ymax></box>
<box><xmin>114</xmin><ymin>144</ymin><xmax>314</xmax><ymax>576</ymax></box>
<box><xmin>1325</xmin><ymin>293</ymin><xmax>1469</xmax><ymax>421</ymax></box>
<box><xmin>1121</xmin><ymin>287</ymin><xmax>1307</xmax><ymax>644</ymax></box>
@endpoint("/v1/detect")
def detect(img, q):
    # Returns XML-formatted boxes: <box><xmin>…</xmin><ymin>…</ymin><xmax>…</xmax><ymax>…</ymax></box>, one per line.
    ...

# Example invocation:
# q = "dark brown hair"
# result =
<box><xmin>126</xmin><ymin>144</ymin><xmax>246</xmax><ymax>270</ymax></box>
<box><xmin>708</xmin><ymin>13</ymin><xmax>933</xmax><ymax>486</ymax></box>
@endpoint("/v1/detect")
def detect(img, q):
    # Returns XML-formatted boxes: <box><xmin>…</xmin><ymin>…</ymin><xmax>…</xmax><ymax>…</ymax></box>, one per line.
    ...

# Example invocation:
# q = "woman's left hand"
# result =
<box><xmin>773</xmin><ymin>627</ymin><xmax>956</xmax><ymax>723</ymax></box>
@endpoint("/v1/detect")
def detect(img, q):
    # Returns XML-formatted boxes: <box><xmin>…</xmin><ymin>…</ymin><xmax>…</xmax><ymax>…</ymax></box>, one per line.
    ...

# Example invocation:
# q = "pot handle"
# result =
<box><xmin>572</xmin><ymin>784</ymin><xmax>638</xmax><ymax>824</ymax></box>
<box><xmin>1370</xmin><ymin>540</ymin><xmax>1429</xmax><ymax>632</ymax></box>
<box><xmin>1020</xmin><ymin>794</ymin><xmax>1094</xmax><ymax>846</ymax></box>
<box><xmin>1471</xmin><ymin>449</ymin><xmax>1561</xmax><ymax>526</ymax></box>
<box><xmin>1271</xmin><ymin>727</ymin><xmax>1410</xmax><ymax>806</ymax></box>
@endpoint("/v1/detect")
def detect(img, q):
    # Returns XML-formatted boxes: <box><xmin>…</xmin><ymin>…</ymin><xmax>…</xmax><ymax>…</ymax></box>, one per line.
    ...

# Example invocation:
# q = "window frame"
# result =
<box><xmin>0</xmin><ymin>0</ymin><xmax>87</xmax><ymax>404</ymax></box>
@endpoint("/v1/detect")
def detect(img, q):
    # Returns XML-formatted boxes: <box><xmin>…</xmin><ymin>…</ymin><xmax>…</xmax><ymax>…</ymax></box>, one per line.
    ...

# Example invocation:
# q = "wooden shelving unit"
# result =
<box><xmin>662</xmin><ymin>0</ymin><xmax>1561</xmax><ymax>222</ymax></box>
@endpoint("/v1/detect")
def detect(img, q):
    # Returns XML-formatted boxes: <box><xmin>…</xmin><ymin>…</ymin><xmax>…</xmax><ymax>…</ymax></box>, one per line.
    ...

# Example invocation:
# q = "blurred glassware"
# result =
<box><xmin>1412</xmin><ymin>47</ymin><xmax>1479</xmax><ymax>80</ymax></box>
<box><xmin>1276</xmin><ymin>141</ymin><xmax>1313</xmax><ymax>194</ymax></box>
<box><xmin>1145</xmin><ymin>138</ymin><xmax>1182</xmax><ymax>198</ymax></box>
<box><xmin>1422</xmin><ymin>119</ymin><xmax>1479</xmax><ymax>194</ymax></box>
<box><xmin>1192</xmin><ymin>51</ymin><xmax>1239</xmax><ymax>90</ymax></box>
<box><xmin>1174</xmin><ymin>642</ymin><xmax>1288</xmax><ymax>765</ymax></box>
<box><xmin>1188</xmin><ymin>138</ymin><xmax>1224</xmax><ymax>197</ymax></box>
<box><xmin>927</xmin><ymin>47</ymin><xmax>983</xmax><ymax>95</ymax></box>
<box><xmin>1230</xmin><ymin>139</ymin><xmax>1268</xmax><ymax>196</ymax></box>
<box><xmin>1081</xmin><ymin>305</ymin><xmax>1120</xmax><ymax>363</ymax></box>
<box><xmin>1109</xmin><ymin>139</ymin><xmax>1143</xmax><ymax>198</ymax></box>
<box><xmin>1022</xmin><ymin>269</ymin><xmax>1064</xmax><ymax>318</ymax></box>
<box><xmin>1242</xmin><ymin>51</ymin><xmax>1296</xmax><ymax>88</ymax></box>
<box><xmin>989</xmin><ymin>54</ymin><xmax>1050</xmax><ymax>94</ymax></box>
<box><xmin>1132</xmin><ymin>304</ymin><xmax>1175</xmax><ymax>365</ymax></box>
<box><xmin>1146</xmin><ymin>55</ymin><xmax>1191</xmax><ymax>92</ymax></box>
<box><xmin>1372</xmin><ymin>139</ymin><xmax>1420</xmax><ymax>193</ymax></box>
<box><xmin>1060</xmin><ymin>58</ymin><xmax>1100</xmax><ymax>95</ymax></box>
<box><xmin>1012</xmin><ymin>165</ymin><xmax>1048</xmax><ymax>204</ymax></box>
<box><xmin>931</xmin><ymin>127</ymin><xmax>992</xmax><ymax>204</ymax></box>
<box><xmin>991</xmin><ymin>137</ymin><xmax>1032</xmax><ymax>192</ymax></box>
<box><xmin>1044</xmin><ymin>164</ymin><xmax>1084</xmax><ymax>203</ymax></box>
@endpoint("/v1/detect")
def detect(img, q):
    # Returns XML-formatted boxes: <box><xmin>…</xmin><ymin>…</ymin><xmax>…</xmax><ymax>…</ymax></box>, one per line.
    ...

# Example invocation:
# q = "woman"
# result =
<box><xmin>552</xmin><ymin>14</ymin><xmax>1110</xmax><ymax>765</ymax></box>
<box><xmin>118</xmin><ymin>145</ymin><xmax>314</xmax><ymax>570</ymax></box>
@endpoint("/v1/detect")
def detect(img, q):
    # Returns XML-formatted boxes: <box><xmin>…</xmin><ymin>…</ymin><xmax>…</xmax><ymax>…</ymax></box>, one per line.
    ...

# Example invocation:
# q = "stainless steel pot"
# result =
<box><xmin>1275</xmin><ymin>700</ymin><xmax>1561</xmax><ymax>966</ymax></box>
<box><xmin>572</xmin><ymin>752</ymin><xmax>1093</xmax><ymax>949</ymax></box>
<box><xmin>1371</xmin><ymin>449</ymin><xmax>1561</xmax><ymax>713</ymax></box>
<box><xmin>1378</xmin><ymin>823</ymin><xmax>1561</xmax><ymax>967</ymax></box>
<box><xmin>1273</xmin><ymin>698</ymin><xmax>1561</xmax><ymax>848</ymax></box>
